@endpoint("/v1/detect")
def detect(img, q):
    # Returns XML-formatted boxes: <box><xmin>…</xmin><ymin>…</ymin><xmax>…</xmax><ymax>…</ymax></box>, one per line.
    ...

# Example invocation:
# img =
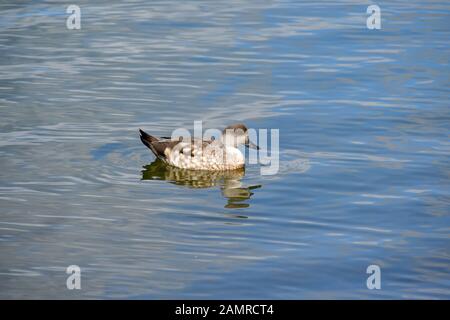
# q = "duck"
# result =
<box><xmin>139</xmin><ymin>123</ymin><xmax>259</xmax><ymax>170</ymax></box>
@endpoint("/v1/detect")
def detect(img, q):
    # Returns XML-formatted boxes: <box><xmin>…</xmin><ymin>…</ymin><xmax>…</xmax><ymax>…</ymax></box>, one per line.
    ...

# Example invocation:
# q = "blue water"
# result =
<box><xmin>0</xmin><ymin>0</ymin><xmax>449</xmax><ymax>299</ymax></box>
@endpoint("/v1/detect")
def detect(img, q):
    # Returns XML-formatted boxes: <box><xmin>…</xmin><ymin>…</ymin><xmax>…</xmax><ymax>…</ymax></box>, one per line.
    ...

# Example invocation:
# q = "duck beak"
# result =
<box><xmin>246</xmin><ymin>141</ymin><xmax>260</xmax><ymax>150</ymax></box>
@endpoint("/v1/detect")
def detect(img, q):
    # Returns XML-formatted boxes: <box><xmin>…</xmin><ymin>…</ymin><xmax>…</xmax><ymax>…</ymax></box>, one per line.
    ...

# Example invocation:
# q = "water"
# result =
<box><xmin>0</xmin><ymin>0</ymin><xmax>449</xmax><ymax>299</ymax></box>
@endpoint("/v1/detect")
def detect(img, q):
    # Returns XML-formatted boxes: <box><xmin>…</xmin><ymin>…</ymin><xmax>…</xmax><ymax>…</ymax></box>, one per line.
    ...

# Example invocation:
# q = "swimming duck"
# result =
<box><xmin>139</xmin><ymin>123</ymin><xmax>259</xmax><ymax>170</ymax></box>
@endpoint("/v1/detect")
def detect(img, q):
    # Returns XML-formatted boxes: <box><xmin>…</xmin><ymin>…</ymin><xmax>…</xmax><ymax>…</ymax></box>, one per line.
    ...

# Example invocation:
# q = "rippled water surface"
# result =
<box><xmin>1</xmin><ymin>0</ymin><xmax>449</xmax><ymax>299</ymax></box>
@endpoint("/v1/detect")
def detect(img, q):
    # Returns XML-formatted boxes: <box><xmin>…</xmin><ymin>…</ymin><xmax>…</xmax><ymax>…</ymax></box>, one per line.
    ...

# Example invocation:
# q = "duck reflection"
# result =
<box><xmin>141</xmin><ymin>159</ymin><xmax>261</xmax><ymax>209</ymax></box>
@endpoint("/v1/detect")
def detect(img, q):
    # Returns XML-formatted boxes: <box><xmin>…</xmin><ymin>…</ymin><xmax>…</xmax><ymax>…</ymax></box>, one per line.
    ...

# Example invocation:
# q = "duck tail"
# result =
<box><xmin>139</xmin><ymin>128</ymin><xmax>159</xmax><ymax>151</ymax></box>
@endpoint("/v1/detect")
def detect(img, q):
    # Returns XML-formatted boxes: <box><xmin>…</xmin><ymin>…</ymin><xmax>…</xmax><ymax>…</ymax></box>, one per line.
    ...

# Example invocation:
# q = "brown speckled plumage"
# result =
<box><xmin>139</xmin><ymin>126</ymin><xmax>247</xmax><ymax>170</ymax></box>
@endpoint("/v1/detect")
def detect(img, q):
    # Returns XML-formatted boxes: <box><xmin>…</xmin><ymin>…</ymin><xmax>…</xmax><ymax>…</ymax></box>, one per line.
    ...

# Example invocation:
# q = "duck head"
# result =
<box><xmin>221</xmin><ymin>123</ymin><xmax>259</xmax><ymax>150</ymax></box>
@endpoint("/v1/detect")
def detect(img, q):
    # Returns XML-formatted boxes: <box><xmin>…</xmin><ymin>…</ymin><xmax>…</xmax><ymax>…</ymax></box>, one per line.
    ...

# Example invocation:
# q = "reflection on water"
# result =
<box><xmin>142</xmin><ymin>159</ymin><xmax>261</xmax><ymax>209</ymax></box>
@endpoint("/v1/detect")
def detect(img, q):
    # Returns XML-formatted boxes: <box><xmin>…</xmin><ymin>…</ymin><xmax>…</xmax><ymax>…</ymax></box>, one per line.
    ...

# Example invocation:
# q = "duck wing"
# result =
<box><xmin>139</xmin><ymin>129</ymin><xmax>179</xmax><ymax>161</ymax></box>
<box><xmin>140</xmin><ymin>129</ymin><xmax>217</xmax><ymax>162</ymax></box>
